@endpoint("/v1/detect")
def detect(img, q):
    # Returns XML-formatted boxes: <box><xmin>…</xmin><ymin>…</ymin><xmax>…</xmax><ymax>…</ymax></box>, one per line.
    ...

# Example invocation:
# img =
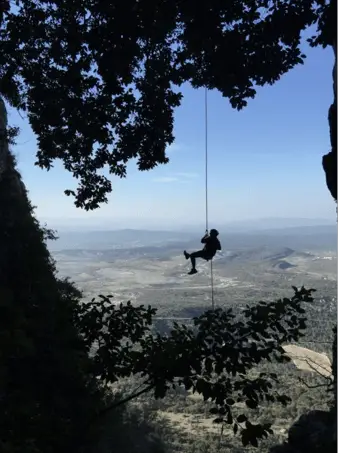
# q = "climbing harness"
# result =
<box><xmin>204</xmin><ymin>88</ymin><xmax>215</xmax><ymax>311</ymax></box>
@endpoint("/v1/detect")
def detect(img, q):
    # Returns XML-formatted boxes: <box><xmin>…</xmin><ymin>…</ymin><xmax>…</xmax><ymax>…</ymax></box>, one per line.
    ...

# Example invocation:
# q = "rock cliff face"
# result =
<box><xmin>316</xmin><ymin>10</ymin><xmax>337</xmax><ymax>450</ymax></box>
<box><xmin>0</xmin><ymin>97</ymin><xmax>102</xmax><ymax>453</ymax></box>
<box><xmin>0</xmin><ymin>98</ymin><xmax>58</xmax><ymax>303</ymax></box>
<box><xmin>0</xmin><ymin>97</ymin><xmax>8</xmax><ymax>177</ymax></box>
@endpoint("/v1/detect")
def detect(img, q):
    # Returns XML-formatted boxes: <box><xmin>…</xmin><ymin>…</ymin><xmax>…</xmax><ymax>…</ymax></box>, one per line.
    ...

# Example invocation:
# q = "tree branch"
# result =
<box><xmin>299</xmin><ymin>377</ymin><xmax>331</xmax><ymax>390</ymax></box>
<box><xmin>94</xmin><ymin>383</ymin><xmax>155</xmax><ymax>422</ymax></box>
<box><xmin>303</xmin><ymin>356</ymin><xmax>332</xmax><ymax>379</ymax></box>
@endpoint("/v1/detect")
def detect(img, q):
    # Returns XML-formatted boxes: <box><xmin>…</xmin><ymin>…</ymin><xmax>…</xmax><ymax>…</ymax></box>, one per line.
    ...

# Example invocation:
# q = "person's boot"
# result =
<box><xmin>184</xmin><ymin>251</ymin><xmax>190</xmax><ymax>260</ymax></box>
<box><xmin>188</xmin><ymin>268</ymin><xmax>198</xmax><ymax>275</ymax></box>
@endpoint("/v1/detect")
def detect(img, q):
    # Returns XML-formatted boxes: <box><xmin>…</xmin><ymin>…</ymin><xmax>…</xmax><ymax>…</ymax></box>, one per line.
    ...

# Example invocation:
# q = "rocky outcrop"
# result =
<box><xmin>0</xmin><ymin>97</ymin><xmax>8</xmax><ymax>176</ymax></box>
<box><xmin>322</xmin><ymin>27</ymin><xmax>337</xmax><ymax>201</ymax></box>
<box><xmin>0</xmin><ymin>96</ymin><xmax>25</xmax><ymax>196</ymax></box>
<box><xmin>0</xmin><ymin>97</ymin><xmax>103</xmax><ymax>453</ymax></box>
<box><xmin>332</xmin><ymin>327</ymin><xmax>337</xmax><ymax>411</ymax></box>
<box><xmin>288</xmin><ymin>410</ymin><xmax>335</xmax><ymax>451</ymax></box>
<box><xmin>321</xmin><ymin>7</ymin><xmax>338</xmax><ymax>428</ymax></box>
<box><xmin>270</xmin><ymin>410</ymin><xmax>336</xmax><ymax>453</ymax></box>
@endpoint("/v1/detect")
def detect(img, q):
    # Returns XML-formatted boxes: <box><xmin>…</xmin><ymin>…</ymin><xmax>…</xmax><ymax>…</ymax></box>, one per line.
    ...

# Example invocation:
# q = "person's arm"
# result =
<box><xmin>217</xmin><ymin>239</ymin><xmax>222</xmax><ymax>251</ymax></box>
<box><xmin>201</xmin><ymin>233</ymin><xmax>209</xmax><ymax>244</ymax></box>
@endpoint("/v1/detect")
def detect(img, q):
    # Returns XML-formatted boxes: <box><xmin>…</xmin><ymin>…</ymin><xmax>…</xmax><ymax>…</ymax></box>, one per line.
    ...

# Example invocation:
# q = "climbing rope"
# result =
<box><xmin>204</xmin><ymin>88</ymin><xmax>215</xmax><ymax>311</ymax></box>
<box><xmin>210</xmin><ymin>260</ymin><xmax>215</xmax><ymax>310</ymax></box>
<box><xmin>204</xmin><ymin>88</ymin><xmax>209</xmax><ymax>233</ymax></box>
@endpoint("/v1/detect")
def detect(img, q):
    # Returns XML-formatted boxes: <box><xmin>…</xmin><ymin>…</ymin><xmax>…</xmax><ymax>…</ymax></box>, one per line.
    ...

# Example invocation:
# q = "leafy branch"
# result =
<box><xmin>77</xmin><ymin>286</ymin><xmax>315</xmax><ymax>447</ymax></box>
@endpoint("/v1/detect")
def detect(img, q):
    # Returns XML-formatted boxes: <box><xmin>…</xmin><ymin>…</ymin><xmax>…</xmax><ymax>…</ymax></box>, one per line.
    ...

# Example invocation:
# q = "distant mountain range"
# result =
<box><xmin>191</xmin><ymin>217</ymin><xmax>337</xmax><ymax>233</ymax></box>
<box><xmin>42</xmin><ymin>216</ymin><xmax>336</xmax><ymax>233</ymax></box>
<box><xmin>48</xmin><ymin>228</ymin><xmax>195</xmax><ymax>251</ymax></box>
<box><xmin>48</xmin><ymin>223</ymin><xmax>337</xmax><ymax>252</ymax></box>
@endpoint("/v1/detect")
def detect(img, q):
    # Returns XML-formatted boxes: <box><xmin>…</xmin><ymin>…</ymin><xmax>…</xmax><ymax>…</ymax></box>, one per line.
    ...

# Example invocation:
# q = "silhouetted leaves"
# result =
<box><xmin>241</xmin><ymin>421</ymin><xmax>273</xmax><ymax>448</ymax></box>
<box><xmin>276</xmin><ymin>395</ymin><xmax>292</xmax><ymax>407</ymax></box>
<box><xmin>246</xmin><ymin>399</ymin><xmax>258</xmax><ymax>409</ymax></box>
<box><xmin>81</xmin><ymin>286</ymin><xmax>313</xmax><ymax>448</ymax></box>
<box><xmin>0</xmin><ymin>1</ymin><xmax>332</xmax><ymax>208</ymax></box>
<box><xmin>213</xmin><ymin>418</ymin><xmax>224</xmax><ymax>424</ymax></box>
<box><xmin>237</xmin><ymin>414</ymin><xmax>247</xmax><ymax>423</ymax></box>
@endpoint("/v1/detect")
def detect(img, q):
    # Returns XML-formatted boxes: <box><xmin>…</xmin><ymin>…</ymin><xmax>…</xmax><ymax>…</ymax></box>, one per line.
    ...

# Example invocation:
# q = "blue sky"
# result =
<box><xmin>8</xmin><ymin>43</ymin><xmax>336</xmax><ymax>230</ymax></box>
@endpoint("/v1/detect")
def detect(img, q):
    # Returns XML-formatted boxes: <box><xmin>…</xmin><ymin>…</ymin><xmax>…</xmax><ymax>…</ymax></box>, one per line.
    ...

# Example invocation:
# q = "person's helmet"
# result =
<box><xmin>210</xmin><ymin>229</ymin><xmax>219</xmax><ymax>236</ymax></box>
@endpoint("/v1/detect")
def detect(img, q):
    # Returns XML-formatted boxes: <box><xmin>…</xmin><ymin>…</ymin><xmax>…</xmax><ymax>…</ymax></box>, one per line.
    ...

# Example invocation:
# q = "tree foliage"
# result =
<box><xmin>76</xmin><ymin>286</ymin><xmax>316</xmax><ymax>448</ymax></box>
<box><xmin>0</xmin><ymin>0</ymin><xmax>335</xmax><ymax>209</ymax></box>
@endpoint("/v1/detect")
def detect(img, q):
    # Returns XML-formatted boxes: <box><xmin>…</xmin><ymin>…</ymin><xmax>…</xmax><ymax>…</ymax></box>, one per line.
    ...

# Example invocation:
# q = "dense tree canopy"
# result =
<box><xmin>0</xmin><ymin>0</ymin><xmax>336</xmax><ymax>209</ymax></box>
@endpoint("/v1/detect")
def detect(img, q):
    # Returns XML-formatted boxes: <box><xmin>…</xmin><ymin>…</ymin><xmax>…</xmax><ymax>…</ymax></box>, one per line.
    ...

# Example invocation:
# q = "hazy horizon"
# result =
<box><xmin>46</xmin><ymin>221</ymin><xmax>336</xmax><ymax>255</ymax></box>
<box><xmin>41</xmin><ymin>215</ymin><xmax>336</xmax><ymax>233</ymax></box>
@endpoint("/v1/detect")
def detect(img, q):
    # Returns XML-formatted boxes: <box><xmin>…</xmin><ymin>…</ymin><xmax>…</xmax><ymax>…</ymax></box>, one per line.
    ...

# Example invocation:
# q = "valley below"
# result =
<box><xmin>50</xmin><ymin>225</ymin><xmax>337</xmax><ymax>452</ymax></box>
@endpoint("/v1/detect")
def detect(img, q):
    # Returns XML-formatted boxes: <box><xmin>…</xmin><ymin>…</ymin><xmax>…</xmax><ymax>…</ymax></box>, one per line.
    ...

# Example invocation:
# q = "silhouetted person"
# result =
<box><xmin>184</xmin><ymin>229</ymin><xmax>221</xmax><ymax>275</ymax></box>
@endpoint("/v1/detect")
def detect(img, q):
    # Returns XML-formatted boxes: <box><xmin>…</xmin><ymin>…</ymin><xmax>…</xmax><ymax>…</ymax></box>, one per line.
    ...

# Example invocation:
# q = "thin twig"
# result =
<box><xmin>299</xmin><ymin>377</ymin><xmax>331</xmax><ymax>389</ymax></box>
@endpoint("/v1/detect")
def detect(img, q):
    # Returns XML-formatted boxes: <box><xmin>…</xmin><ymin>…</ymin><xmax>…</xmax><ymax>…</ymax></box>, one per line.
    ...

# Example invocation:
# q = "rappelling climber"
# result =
<box><xmin>184</xmin><ymin>229</ymin><xmax>221</xmax><ymax>275</ymax></box>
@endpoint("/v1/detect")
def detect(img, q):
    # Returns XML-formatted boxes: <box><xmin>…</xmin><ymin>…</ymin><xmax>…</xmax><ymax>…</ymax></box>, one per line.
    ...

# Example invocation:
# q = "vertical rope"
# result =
<box><xmin>210</xmin><ymin>260</ymin><xmax>215</xmax><ymax>310</ymax></box>
<box><xmin>204</xmin><ymin>88</ymin><xmax>215</xmax><ymax>310</ymax></box>
<box><xmin>204</xmin><ymin>88</ymin><xmax>209</xmax><ymax>233</ymax></box>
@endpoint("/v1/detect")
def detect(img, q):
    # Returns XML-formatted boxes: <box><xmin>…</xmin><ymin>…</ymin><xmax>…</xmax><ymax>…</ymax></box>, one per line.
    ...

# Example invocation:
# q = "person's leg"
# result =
<box><xmin>189</xmin><ymin>250</ymin><xmax>205</xmax><ymax>271</ymax></box>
